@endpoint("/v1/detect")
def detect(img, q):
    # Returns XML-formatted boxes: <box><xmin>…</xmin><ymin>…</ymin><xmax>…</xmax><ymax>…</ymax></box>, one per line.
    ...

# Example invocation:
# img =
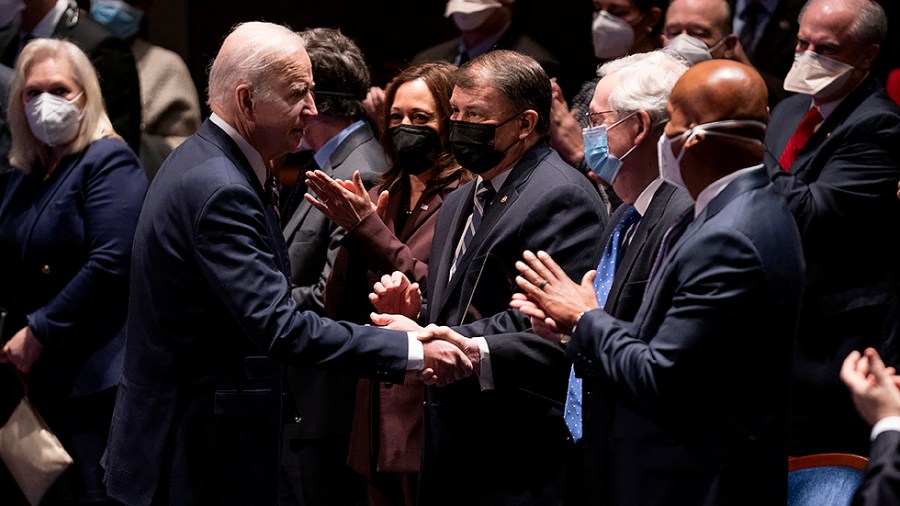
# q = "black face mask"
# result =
<box><xmin>449</xmin><ymin>112</ymin><xmax>522</xmax><ymax>174</ymax></box>
<box><xmin>390</xmin><ymin>124</ymin><xmax>442</xmax><ymax>175</ymax></box>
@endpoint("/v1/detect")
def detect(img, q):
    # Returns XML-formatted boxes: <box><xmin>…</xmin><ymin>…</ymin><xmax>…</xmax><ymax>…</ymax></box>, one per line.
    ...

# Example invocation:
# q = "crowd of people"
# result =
<box><xmin>0</xmin><ymin>0</ymin><xmax>899</xmax><ymax>505</ymax></box>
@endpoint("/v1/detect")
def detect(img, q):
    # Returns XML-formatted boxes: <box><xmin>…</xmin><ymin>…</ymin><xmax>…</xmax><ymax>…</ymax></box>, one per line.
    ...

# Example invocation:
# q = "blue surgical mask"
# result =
<box><xmin>582</xmin><ymin>111</ymin><xmax>638</xmax><ymax>186</ymax></box>
<box><xmin>90</xmin><ymin>0</ymin><xmax>144</xmax><ymax>40</ymax></box>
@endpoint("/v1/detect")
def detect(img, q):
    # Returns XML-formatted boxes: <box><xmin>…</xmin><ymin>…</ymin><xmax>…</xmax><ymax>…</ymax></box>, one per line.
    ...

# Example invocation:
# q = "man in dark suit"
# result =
<box><xmin>412</xmin><ymin>0</ymin><xmax>562</xmax><ymax>87</ymax></box>
<box><xmin>553</xmin><ymin>49</ymin><xmax>694</xmax><ymax>506</ymax></box>
<box><xmin>763</xmin><ymin>0</ymin><xmax>900</xmax><ymax>457</ymax></box>
<box><xmin>372</xmin><ymin>49</ymin><xmax>608</xmax><ymax>505</ymax></box>
<box><xmin>278</xmin><ymin>27</ymin><xmax>390</xmax><ymax>506</ymax></box>
<box><xmin>514</xmin><ymin>59</ymin><xmax>805</xmax><ymax>505</ymax></box>
<box><xmin>101</xmin><ymin>22</ymin><xmax>473</xmax><ymax>506</ymax></box>
<box><xmin>841</xmin><ymin>347</ymin><xmax>900</xmax><ymax>506</ymax></box>
<box><xmin>0</xmin><ymin>0</ymin><xmax>142</xmax><ymax>153</ymax></box>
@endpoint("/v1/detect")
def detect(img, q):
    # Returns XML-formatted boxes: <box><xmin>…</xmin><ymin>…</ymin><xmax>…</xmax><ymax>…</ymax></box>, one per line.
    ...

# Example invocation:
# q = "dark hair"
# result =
<box><xmin>300</xmin><ymin>27</ymin><xmax>370</xmax><ymax>120</ymax></box>
<box><xmin>455</xmin><ymin>49</ymin><xmax>552</xmax><ymax>136</ymax></box>
<box><xmin>378</xmin><ymin>61</ymin><xmax>471</xmax><ymax>194</ymax></box>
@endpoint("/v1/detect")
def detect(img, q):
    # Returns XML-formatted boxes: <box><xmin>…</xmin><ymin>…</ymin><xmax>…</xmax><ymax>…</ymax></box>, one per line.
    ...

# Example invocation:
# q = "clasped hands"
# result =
<box><xmin>0</xmin><ymin>326</ymin><xmax>44</xmax><ymax>374</ymax></box>
<box><xmin>368</xmin><ymin>272</ymin><xmax>479</xmax><ymax>387</ymax></box>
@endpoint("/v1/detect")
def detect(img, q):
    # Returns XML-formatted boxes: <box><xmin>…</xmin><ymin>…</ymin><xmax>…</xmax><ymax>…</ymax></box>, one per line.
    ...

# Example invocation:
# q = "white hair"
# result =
<box><xmin>598</xmin><ymin>50</ymin><xmax>688</xmax><ymax>125</ymax></box>
<box><xmin>207</xmin><ymin>21</ymin><xmax>307</xmax><ymax>110</ymax></box>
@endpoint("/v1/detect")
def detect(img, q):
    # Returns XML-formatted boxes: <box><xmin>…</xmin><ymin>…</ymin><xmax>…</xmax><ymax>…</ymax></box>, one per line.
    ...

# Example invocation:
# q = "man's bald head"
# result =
<box><xmin>664</xmin><ymin>0</ymin><xmax>733</xmax><ymax>47</ymax></box>
<box><xmin>670</xmin><ymin>59</ymin><xmax>768</xmax><ymax>128</ymax></box>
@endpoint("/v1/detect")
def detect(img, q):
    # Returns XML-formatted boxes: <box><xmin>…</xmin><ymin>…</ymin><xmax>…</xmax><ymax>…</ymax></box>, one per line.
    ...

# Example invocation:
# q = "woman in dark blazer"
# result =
<box><xmin>306</xmin><ymin>62</ymin><xmax>470</xmax><ymax>506</ymax></box>
<box><xmin>0</xmin><ymin>38</ymin><xmax>147</xmax><ymax>504</ymax></box>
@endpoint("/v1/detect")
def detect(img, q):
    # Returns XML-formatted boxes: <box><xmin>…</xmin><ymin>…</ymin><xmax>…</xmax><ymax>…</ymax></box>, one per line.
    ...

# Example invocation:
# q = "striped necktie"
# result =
<box><xmin>449</xmin><ymin>180</ymin><xmax>495</xmax><ymax>281</ymax></box>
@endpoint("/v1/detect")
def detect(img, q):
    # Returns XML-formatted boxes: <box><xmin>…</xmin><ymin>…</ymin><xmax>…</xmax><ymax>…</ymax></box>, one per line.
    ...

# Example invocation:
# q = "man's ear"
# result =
<box><xmin>518</xmin><ymin>109</ymin><xmax>539</xmax><ymax>138</ymax></box>
<box><xmin>237</xmin><ymin>84</ymin><xmax>254</xmax><ymax>118</ymax></box>
<box><xmin>632</xmin><ymin>110</ymin><xmax>652</xmax><ymax>147</ymax></box>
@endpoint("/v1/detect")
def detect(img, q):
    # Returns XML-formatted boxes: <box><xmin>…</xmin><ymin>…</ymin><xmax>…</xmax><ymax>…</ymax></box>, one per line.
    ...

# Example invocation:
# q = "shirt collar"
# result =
<box><xmin>632</xmin><ymin>177</ymin><xmax>663</xmax><ymax>218</ymax></box>
<box><xmin>479</xmin><ymin>165</ymin><xmax>511</xmax><ymax>192</ymax></box>
<box><xmin>313</xmin><ymin>120</ymin><xmax>365</xmax><ymax>169</ymax></box>
<box><xmin>27</xmin><ymin>0</ymin><xmax>69</xmax><ymax>38</ymax></box>
<box><xmin>209</xmin><ymin>113</ymin><xmax>268</xmax><ymax>187</ymax></box>
<box><xmin>694</xmin><ymin>164</ymin><xmax>761</xmax><ymax>218</ymax></box>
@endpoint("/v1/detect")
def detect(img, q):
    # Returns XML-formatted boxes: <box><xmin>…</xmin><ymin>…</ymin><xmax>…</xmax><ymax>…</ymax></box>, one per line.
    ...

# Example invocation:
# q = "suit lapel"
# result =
<box><xmin>430</xmin><ymin>182</ymin><xmax>475</xmax><ymax>318</ymax></box>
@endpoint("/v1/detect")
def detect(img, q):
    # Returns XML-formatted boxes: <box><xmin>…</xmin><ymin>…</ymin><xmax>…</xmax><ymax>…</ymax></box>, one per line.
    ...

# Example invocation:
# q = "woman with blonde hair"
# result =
<box><xmin>0</xmin><ymin>38</ymin><xmax>147</xmax><ymax>504</ymax></box>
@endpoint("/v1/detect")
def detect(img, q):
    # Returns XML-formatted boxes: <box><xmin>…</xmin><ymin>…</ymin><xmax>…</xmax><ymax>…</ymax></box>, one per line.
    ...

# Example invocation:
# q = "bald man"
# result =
<box><xmin>101</xmin><ymin>22</ymin><xmax>471</xmax><ymax>506</ymax></box>
<box><xmin>764</xmin><ymin>0</ymin><xmax>900</xmax><ymax>457</ymax></box>
<box><xmin>513</xmin><ymin>60</ymin><xmax>805</xmax><ymax>505</ymax></box>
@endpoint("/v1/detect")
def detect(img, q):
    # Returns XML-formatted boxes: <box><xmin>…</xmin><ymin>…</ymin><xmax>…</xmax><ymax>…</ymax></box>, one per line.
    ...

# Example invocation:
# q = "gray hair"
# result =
<box><xmin>598</xmin><ymin>50</ymin><xmax>688</xmax><ymax>125</ymax></box>
<box><xmin>8</xmin><ymin>38</ymin><xmax>117</xmax><ymax>172</ymax></box>
<box><xmin>207</xmin><ymin>21</ymin><xmax>307</xmax><ymax>110</ymax></box>
<box><xmin>299</xmin><ymin>27</ymin><xmax>370</xmax><ymax>121</ymax></box>
<box><xmin>799</xmin><ymin>0</ymin><xmax>887</xmax><ymax>45</ymax></box>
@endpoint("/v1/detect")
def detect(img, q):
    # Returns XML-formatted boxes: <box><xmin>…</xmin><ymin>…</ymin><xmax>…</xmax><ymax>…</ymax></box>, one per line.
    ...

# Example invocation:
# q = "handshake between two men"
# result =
<box><xmin>368</xmin><ymin>248</ymin><xmax>597</xmax><ymax>388</ymax></box>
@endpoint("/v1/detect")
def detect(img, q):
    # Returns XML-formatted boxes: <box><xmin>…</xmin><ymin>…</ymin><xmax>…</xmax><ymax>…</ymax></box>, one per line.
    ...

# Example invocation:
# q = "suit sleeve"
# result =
<box><xmin>343</xmin><ymin>211</ymin><xmax>429</xmax><ymax>285</ymax></box>
<box><xmin>853</xmin><ymin>430</ymin><xmax>900</xmax><ymax>506</ymax></box>
<box><xmin>193</xmin><ymin>183</ymin><xmax>408</xmax><ymax>383</ymax></box>
<box><xmin>567</xmin><ymin>229</ymin><xmax>763</xmax><ymax>416</ymax></box>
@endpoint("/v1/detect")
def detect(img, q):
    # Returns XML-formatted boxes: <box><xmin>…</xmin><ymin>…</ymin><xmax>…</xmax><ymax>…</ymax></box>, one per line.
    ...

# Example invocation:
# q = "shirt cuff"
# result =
<box><xmin>406</xmin><ymin>331</ymin><xmax>424</xmax><ymax>370</ymax></box>
<box><xmin>871</xmin><ymin>415</ymin><xmax>900</xmax><ymax>441</ymax></box>
<box><xmin>473</xmin><ymin>336</ymin><xmax>494</xmax><ymax>391</ymax></box>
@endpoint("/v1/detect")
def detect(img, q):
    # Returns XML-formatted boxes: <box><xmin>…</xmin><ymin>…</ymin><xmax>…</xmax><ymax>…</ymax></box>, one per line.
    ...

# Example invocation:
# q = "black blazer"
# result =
<box><xmin>418</xmin><ymin>141</ymin><xmax>608</xmax><ymax>506</ymax></box>
<box><xmin>766</xmin><ymin>78</ymin><xmax>900</xmax><ymax>455</ymax></box>
<box><xmin>0</xmin><ymin>3</ymin><xmax>142</xmax><ymax>153</ymax></box>
<box><xmin>102</xmin><ymin>120</ymin><xmax>411</xmax><ymax>506</ymax></box>
<box><xmin>853</xmin><ymin>429</ymin><xmax>900</xmax><ymax>506</ymax></box>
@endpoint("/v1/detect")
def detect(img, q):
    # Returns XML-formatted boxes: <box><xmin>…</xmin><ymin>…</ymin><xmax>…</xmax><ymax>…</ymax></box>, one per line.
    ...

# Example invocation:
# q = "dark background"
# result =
<box><xmin>79</xmin><ymin>0</ymin><xmax>899</xmax><ymax>117</ymax></box>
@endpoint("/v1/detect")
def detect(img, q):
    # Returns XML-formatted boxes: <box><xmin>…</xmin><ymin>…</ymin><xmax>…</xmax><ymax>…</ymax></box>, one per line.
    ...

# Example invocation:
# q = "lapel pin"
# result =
<box><xmin>420</xmin><ymin>204</ymin><xmax>429</xmax><ymax>211</ymax></box>
<box><xmin>500</xmin><ymin>195</ymin><xmax>508</xmax><ymax>203</ymax></box>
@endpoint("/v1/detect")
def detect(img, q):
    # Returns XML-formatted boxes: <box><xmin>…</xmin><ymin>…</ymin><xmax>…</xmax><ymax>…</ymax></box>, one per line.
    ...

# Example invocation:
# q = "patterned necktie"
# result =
<box><xmin>778</xmin><ymin>106</ymin><xmax>823</xmax><ymax>171</ymax></box>
<box><xmin>265</xmin><ymin>174</ymin><xmax>282</xmax><ymax>220</ymax></box>
<box><xmin>449</xmin><ymin>180</ymin><xmax>495</xmax><ymax>281</ymax></box>
<box><xmin>564</xmin><ymin>205</ymin><xmax>641</xmax><ymax>442</ymax></box>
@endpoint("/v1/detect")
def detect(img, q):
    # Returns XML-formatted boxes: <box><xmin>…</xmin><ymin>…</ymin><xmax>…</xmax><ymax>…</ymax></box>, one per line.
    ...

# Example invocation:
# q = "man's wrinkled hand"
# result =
<box><xmin>420</xmin><ymin>332</ymin><xmax>473</xmax><ymax>387</ymax></box>
<box><xmin>421</xmin><ymin>325</ymin><xmax>481</xmax><ymax>375</ymax></box>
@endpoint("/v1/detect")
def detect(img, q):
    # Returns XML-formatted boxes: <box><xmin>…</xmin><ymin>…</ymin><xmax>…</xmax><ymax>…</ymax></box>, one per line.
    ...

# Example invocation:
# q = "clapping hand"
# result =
<box><xmin>304</xmin><ymin>169</ymin><xmax>377</xmax><ymax>230</ymax></box>
<box><xmin>510</xmin><ymin>250</ymin><xmax>598</xmax><ymax>339</ymax></box>
<box><xmin>841</xmin><ymin>348</ymin><xmax>900</xmax><ymax>426</ymax></box>
<box><xmin>369</xmin><ymin>271</ymin><xmax>422</xmax><ymax>320</ymax></box>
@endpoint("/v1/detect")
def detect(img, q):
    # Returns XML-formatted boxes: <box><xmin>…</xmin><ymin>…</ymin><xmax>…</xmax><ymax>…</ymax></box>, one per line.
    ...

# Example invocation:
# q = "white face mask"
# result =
<box><xmin>0</xmin><ymin>0</ymin><xmax>25</xmax><ymax>28</ymax></box>
<box><xmin>25</xmin><ymin>92</ymin><xmax>84</xmax><ymax>147</ymax></box>
<box><xmin>592</xmin><ymin>11</ymin><xmax>635</xmax><ymax>59</ymax></box>
<box><xmin>657</xmin><ymin>119</ymin><xmax>766</xmax><ymax>190</ymax></box>
<box><xmin>664</xmin><ymin>34</ymin><xmax>727</xmax><ymax>67</ymax></box>
<box><xmin>783</xmin><ymin>51</ymin><xmax>857</xmax><ymax>98</ymax></box>
<box><xmin>452</xmin><ymin>8</ymin><xmax>497</xmax><ymax>31</ymax></box>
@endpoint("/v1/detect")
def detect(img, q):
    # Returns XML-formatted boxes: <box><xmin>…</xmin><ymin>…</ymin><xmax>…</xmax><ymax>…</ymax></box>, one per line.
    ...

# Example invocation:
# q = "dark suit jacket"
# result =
<box><xmin>729</xmin><ymin>0</ymin><xmax>804</xmax><ymax>106</ymax></box>
<box><xmin>0</xmin><ymin>3</ymin><xmax>142</xmax><ymax>153</ymax></box>
<box><xmin>853</xmin><ymin>429</ymin><xmax>900</xmax><ymax>506</ymax></box>
<box><xmin>102</xmin><ymin>120</ymin><xmax>410</xmax><ymax>506</ymax></box>
<box><xmin>280</xmin><ymin>121</ymin><xmax>389</xmax><ymax>447</ymax></box>
<box><xmin>570</xmin><ymin>182</ymin><xmax>694</xmax><ymax>506</ymax></box>
<box><xmin>766</xmin><ymin>78</ymin><xmax>900</xmax><ymax>455</ymax></box>
<box><xmin>418</xmin><ymin>141</ymin><xmax>608</xmax><ymax>506</ymax></box>
<box><xmin>329</xmin><ymin>177</ymin><xmax>459</xmax><ymax>476</ymax></box>
<box><xmin>0</xmin><ymin>137</ymin><xmax>146</xmax><ymax>402</ymax></box>
<box><xmin>411</xmin><ymin>25</ymin><xmax>562</xmax><ymax>83</ymax></box>
<box><xmin>567</xmin><ymin>168</ymin><xmax>805</xmax><ymax>506</ymax></box>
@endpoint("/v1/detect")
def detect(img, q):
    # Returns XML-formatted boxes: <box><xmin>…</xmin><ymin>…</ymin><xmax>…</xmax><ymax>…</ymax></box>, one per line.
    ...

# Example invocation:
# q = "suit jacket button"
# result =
<box><xmin>41</xmin><ymin>264</ymin><xmax>51</xmax><ymax>274</ymax></box>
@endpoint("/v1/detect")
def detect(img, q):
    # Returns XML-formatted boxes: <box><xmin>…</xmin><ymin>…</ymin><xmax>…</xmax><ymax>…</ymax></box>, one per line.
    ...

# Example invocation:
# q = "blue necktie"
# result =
<box><xmin>449</xmin><ymin>180</ymin><xmax>495</xmax><ymax>280</ymax></box>
<box><xmin>564</xmin><ymin>205</ymin><xmax>641</xmax><ymax>441</ymax></box>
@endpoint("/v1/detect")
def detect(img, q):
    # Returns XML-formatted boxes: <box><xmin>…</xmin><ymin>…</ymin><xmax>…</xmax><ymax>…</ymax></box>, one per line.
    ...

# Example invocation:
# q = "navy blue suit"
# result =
<box><xmin>853</xmin><ymin>429</ymin><xmax>900</xmax><ymax>506</ymax></box>
<box><xmin>567</xmin><ymin>168</ymin><xmax>805</xmax><ymax>506</ymax></box>
<box><xmin>0</xmin><ymin>136</ymin><xmax>147</xmax><ymax>502</ymax></box>
<box><xmin>765</xmin><ymin>78</ymin><xmax>900</xmax><ymax>456</ymax></box>
<box><xmin>418</xmin><ymin>141</ymin><xmax>608</xmax><ymax>506</ymax></box>
<box><xmin>102</xmin><ymin>120</ymin><xmax>411</xmax><ymax>506</ymax></box>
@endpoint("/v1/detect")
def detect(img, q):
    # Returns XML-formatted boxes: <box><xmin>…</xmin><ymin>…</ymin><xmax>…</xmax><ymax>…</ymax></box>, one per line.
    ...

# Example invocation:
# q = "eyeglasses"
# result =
<box><xmin>579</xmin><ymin>110</ymin><xmax>619</xmax><ymax>129</ymax></box>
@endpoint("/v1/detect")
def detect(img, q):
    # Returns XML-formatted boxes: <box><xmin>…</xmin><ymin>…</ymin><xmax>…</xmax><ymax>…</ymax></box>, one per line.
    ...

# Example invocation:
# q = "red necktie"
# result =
<box><xmin>779</xmin><ymin>106</ymin><xmax>823</xmax><ymax>171</ymax></box>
